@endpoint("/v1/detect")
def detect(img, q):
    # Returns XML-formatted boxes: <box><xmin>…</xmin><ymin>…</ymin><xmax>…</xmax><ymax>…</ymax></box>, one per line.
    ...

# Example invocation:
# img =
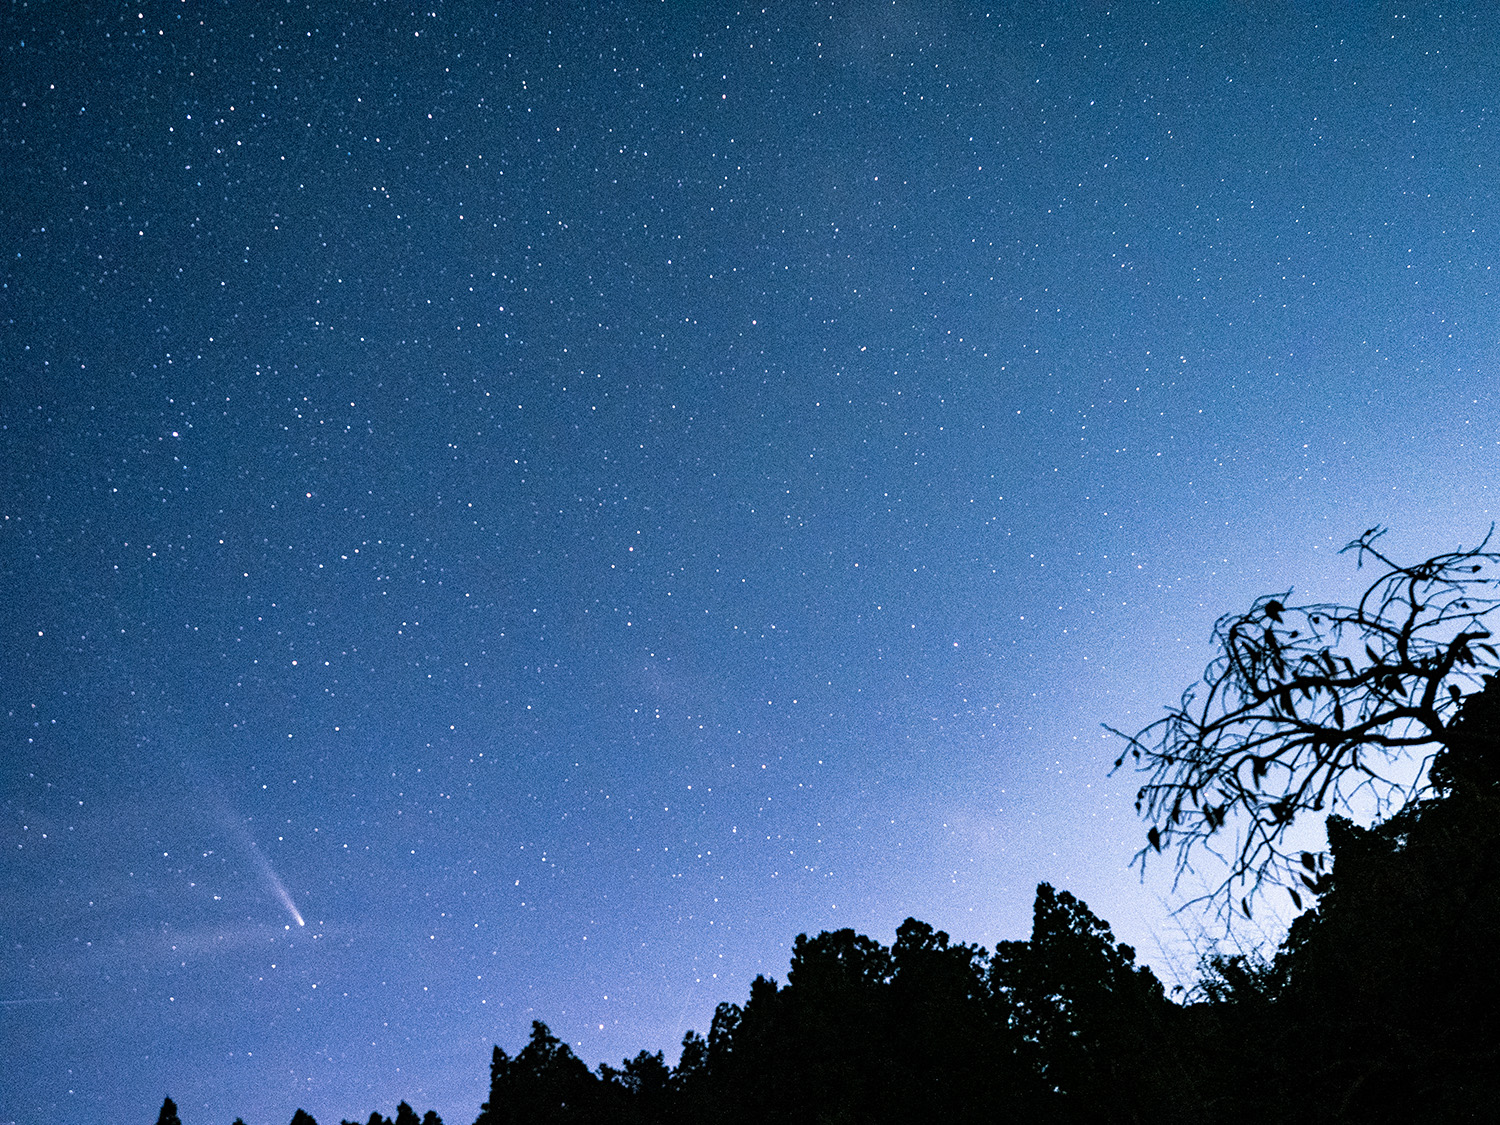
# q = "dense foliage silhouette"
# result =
<box><xmin>1176</xmin><ymin>676</ymin><xmax>1500</xmax><ymax>1123</ymax></box>
<box><xmin>342</xmin><ymin>1104</ymin><xmax>441</xmax><ymax>1125</ymax></box>
<box><xmin>456</xmin><ymin>884</ymin><xmax>1181</xmax><ymax>1125</ymax></box>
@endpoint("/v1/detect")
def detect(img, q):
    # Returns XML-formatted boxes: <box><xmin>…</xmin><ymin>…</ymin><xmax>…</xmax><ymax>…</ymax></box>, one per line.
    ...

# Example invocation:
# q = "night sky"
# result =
<box><xmin>6</xmin><ymin>3</ymin><xmax>1500</xmax><ymax>1124</ymax></box>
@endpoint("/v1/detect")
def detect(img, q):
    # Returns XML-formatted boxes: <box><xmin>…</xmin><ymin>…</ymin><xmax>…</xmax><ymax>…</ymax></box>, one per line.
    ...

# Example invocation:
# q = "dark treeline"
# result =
<box><xmin>473</xmin><ymin>882</ymin><xmax>1168</xmax><ymax>1125</ymax></box>
<box><xmin>466</xmin><ymin>680</ymin><xmax>1500</xmax><ymax>1121</ymax></box>
<box><xmin>169</xmin><ymin>682</ymin><xmax>1500</xmax><ymax>1125</ymax></box>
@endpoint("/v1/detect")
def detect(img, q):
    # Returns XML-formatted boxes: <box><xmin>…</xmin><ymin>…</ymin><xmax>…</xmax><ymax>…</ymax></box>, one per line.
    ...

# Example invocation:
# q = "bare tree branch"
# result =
<box><xmin>1109</xmin><ymin>526</ymin><xmax>1500</xmax><ymax>920</ymax></box>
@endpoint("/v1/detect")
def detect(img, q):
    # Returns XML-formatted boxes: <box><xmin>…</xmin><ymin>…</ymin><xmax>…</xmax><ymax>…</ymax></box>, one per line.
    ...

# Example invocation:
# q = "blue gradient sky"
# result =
<box><xmin>6</xmin><ymin>3</ymin><xmax>1500</xmax><ymax>1125</ymax></box>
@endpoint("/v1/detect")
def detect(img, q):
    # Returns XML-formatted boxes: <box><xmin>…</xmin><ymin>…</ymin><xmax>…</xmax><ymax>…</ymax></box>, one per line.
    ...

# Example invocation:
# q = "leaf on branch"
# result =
<box><xmin>1288</xmin><ymin>888</ymin><xmax>1302</xmax><ymax>910</ymax></box>
<box><xmin>1304</xmin><ymin>872</ymin><xmax>1333</xmax><ymax>895</ymax></box>
<box><xmin>1147</xmin><ymin>826</ymin><xmax>1162</xmax><ymax>852</ymax></box>
<box><xmin>1265</xmin><ymin>600</ymin><xmax>1284</xmax><ymax>623</ymax></box>
<box><xmin>1300</xmin><ymin>852</ymin><xmax>1316</xmax><ymax>871</ymax></box>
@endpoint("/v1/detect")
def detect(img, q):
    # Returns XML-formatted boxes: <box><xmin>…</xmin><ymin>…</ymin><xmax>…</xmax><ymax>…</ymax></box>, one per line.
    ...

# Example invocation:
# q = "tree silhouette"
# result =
<box><xmin>289</xmin><ymin>1111</ymin><xmax>318</xmax><ymax>1125</ymax></box>
<box><xmin>595</xmin><ymin>1049</ymin><xmax>673</xmax><ymax>1124</ymax></box>
<box><xmin>990</xmin><ymin>884</ymin><xmax>1174</xmax><ymax>1122</ymax></box>
<box><xmin>474</xmin><ymin>1021</ymin><xmax>601</xmax><ymax>1125</ymax></box>
<box><xmin>756</xmin><ymin>927</ymin><xmax>894</xmax><ymax>1121</ymax></box>
<box><xmin>155</xmin><ymin>1098</ymin><xmax>182</xmax><ymax>1125</ymax></box>
<box><xmin>1259</xmin><ymin>677</ymin><xmax>1500</xmax><ymax>1119</ymax></box>
<box><xmin>885</xmin><ymin>918</ymin><xmax>1028</xmax><ymax>1122</ymax></box>
<box><xmin>351</xmin><ymin>1104</ymin><xmax>440</xmax><ymax>1125</ymax></box>
<box><xmin>1157</xmin><ymin>678</ymin><xmax>1500</xmax><ymax>1121</ymax></box>
<box><xmin>1111</xmin><ymin>526</ymin><xmax>1500</xmax><ymax>914</ymax></box>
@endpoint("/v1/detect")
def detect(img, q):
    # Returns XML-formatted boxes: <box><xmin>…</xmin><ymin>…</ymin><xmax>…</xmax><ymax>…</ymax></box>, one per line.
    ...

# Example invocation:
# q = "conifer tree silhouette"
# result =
<box><xmin>473</xmin><ymin>1021</ymin><xmax>600</xmax><ymax>1125</ymax></box>
<box><xmin>990</xmin><ymin>884</ymin><xmax>1172</xmax><ymax>1122</ymax></box>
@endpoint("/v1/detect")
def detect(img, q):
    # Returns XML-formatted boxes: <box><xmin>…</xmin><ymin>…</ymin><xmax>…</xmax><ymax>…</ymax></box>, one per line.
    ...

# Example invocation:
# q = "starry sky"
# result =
<box><xmin>6</xmin><ymin>3</ymin><xmax>1500</xmax><ymax>1124</ymax></box>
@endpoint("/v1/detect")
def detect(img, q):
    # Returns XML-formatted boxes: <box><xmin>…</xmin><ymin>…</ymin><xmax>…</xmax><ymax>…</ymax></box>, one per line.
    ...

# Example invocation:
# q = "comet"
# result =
<box><xmin>245</xmin><ymin>836</ymin><xmax>306</xmax><ymax>927</ymax></box>
<box><xmin>186</xmin><ymin>771</ymin><xmax>309</xmax><ymax>929</ymax></box>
